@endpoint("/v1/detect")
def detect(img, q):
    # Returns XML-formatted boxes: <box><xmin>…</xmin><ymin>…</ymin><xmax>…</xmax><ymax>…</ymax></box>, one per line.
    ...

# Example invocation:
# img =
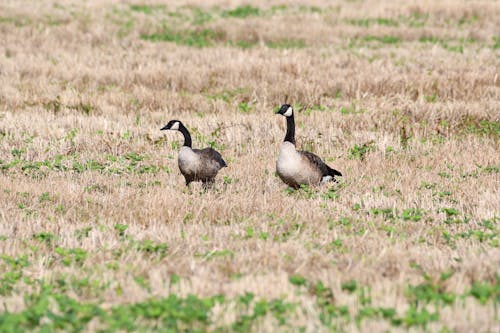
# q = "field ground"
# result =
<box><xmin>0</xmin><ymin>0</ymin><xmax>499</xmax><ymax>331</ymax></box>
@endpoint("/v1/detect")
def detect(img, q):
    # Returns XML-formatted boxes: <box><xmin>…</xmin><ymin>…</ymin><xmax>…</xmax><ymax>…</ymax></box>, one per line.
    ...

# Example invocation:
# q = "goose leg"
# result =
<box><xmin>184</xmin><ymin>176</ymin><xmax>193</xmax><ymax>187</ymax></box>
<box><xmin>201</xmin><ymin>179</ymin><xmax>215</xmax><ymax>190</ymax></box>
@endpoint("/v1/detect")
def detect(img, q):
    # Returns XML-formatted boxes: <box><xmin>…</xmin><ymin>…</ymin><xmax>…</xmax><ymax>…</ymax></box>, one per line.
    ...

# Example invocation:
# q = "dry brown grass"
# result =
<box><xmin>0</xmin><ymin>0</ymin><xmax>499</xmax><ymax>332</ymax></box>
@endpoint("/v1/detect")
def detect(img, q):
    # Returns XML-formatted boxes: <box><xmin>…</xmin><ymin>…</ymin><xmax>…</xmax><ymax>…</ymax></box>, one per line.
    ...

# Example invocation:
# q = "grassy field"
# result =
<box><xmin>0</xmin><ymin>0</ymin><xmax>499</xmax><ymax>331</ymax></box>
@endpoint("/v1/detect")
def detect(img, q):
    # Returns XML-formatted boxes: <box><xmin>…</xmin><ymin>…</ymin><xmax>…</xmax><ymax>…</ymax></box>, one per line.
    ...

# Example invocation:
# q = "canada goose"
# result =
<box><xmin>161</xmin><ymin>120</ymin><xmax>227</xmax><ymax>187</ymax></box>
<box><xmin>275</xmin><ymin>104</ymin><xmax>342</xmax><ymax>189</ymax></box>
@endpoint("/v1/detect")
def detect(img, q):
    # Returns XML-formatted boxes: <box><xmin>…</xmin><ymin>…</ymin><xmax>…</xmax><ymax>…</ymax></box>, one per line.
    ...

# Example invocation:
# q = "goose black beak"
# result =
<box><xmin>160</xmin><ymin>125</ymin><xmax>169</xmax><ymax>131</ymax></box>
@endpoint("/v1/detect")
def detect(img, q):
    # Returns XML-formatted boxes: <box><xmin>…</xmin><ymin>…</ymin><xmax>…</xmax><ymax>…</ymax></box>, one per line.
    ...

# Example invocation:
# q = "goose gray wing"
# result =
<box><xmin>195</xmin><ymin>147</ymin><xmax>227</xmax><ymax>168</ymax></box>
<box><xmin>299</xmin><ymin>150</ymin><xmax>342</xmax><ymax>177</ymax></box>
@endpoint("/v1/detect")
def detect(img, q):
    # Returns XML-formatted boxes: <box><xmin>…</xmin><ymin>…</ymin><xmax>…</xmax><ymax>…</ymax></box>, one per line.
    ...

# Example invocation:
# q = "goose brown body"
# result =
<box><xmin>277</xmin><ymin>142</ymin><xmax>323</xmax><ymax>188</ymax></box>
<box><xmin>275</xmin><ymin>104</ymin><xmax>342</xmax><ymax>189</ymax></box>
<box><xmin>178</xmin><ymin>146</ymin><xmax>226</xmax><ymax>185</ymax></box>
<box><xmin>161</xmin><ymin>120</ymin><xmax>226</xmax><ymax>187</ymax></box>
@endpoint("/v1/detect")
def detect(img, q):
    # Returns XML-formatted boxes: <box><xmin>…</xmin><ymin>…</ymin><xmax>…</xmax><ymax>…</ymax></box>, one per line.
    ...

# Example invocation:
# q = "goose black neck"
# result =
<box><xmin>284</xmin><ymin>114</ymin><xmax>295</xmax><ymax>144</ymax></box>
<box><xmin>179</xmin><ymin>124</ymin><xmax>192</xmax><ymax>147</ymax></box>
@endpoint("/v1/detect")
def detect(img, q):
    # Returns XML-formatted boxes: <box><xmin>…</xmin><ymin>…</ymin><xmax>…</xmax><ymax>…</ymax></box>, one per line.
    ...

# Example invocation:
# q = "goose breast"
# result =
<box><xmin>276</xmin><ymin>142</ymin><xmax>321</xmax><ymax>187</ymax></box>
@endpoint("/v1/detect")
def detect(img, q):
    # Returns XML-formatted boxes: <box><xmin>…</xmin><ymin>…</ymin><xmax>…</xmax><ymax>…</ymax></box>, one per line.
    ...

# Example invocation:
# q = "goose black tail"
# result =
<box><xmin>327</xmin><ymin>166</ymin><xmax>342</xmax><ymax>178</ymax></box>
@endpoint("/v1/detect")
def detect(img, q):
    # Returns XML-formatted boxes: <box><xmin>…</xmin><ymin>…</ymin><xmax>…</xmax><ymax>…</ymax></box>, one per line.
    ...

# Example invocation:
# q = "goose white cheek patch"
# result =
<box><xmin>170</xmin><ymin>122</ymin><xmax>180</xmax><ymax>130</ymax></box>
<box><xmin>283</xmin><ymin>107</ymin><xmax>293</xmax><ymax>117</ymax></box>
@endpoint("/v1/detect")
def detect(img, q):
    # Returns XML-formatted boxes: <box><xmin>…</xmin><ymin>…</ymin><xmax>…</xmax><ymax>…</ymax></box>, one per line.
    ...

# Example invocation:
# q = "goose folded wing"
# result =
<box><xmin>196</xmin><ymin>147</ymin><xmax>227</xmax><ymax>168</ymax></box>
<box><xmin>299</xmin><ymin>150</ymin><xmax>341</xmax><ymax>177</ymax></box>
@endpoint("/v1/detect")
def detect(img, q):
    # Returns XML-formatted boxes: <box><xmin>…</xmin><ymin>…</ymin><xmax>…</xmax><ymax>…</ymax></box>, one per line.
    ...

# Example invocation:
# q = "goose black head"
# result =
<box><xmin>276</xmin><ymin>104</ymin><xmax>293</xmax><ymax>117</ymax></box>
<box><xmin>161</xmin><ymin>120</ymin><xmax>182</xmax><ymax>131</ymax></box>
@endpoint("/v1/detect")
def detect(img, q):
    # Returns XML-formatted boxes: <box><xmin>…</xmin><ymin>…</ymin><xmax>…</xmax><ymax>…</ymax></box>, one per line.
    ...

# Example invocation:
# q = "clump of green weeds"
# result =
<box><xmin>346</xmin><ymin>17</ymin><xmax>399</xmax><ymax>27</ymax></box>
<box><xmin>222</xmin><ymin>5</ymin><xmax>261</xmax><ymax>18</ymax></box>
<box><xmin>348</xmin><ymin>141</ymin><xmax>375</xmax><ymax>160</ymax></box>
<box><xmin>266</xmin><ymin>39</ymin><xmax>306</xmax><ymax>49</ymax></box>
<box><xmin>142</xmin><ymin>28</ymin><xmax>225</xmax><ymax>48</ymax></box>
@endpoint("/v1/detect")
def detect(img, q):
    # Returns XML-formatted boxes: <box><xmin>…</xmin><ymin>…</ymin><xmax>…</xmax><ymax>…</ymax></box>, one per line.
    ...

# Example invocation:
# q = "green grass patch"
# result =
<box><xmin>339</xmin><ymin>104</ymin><xmax>366</xmax><ymax>115</ymax></box>
<box><xmin>135</xmin><ymin>240</ymin><xmax>168</xmax><ymax>258</ymax></box>
<box><xmin>402</xmin><ymin>208</ymin><xmax>425</xmax><ymax>222</ymax></box>
<box><xmin>232</xmin><ymin>298</ymin><xmax>295</xmax><ymax>330</ymax></box>
<box><xmin>238</xmin><ymin>102</ymin><xmax>253</xmax><ymax>113</ymax></box>
<box><xmin>458</xmin><ymin>117</ymin><xmax>499</xmax><ymax>137</ymax></box>
<box><xmin>347</xmin><ymin>17</ymin><xmax>399</xmax><ymax>27</ymax></box>
<box><xmin>341</xmin><ymin>280</ymin><xmax>358</xmax><ymax>293</ymax></box>
<box><xmin>362</xmin><ymin>35</ymin><xmax>401</xmax><ymax>44</ymax></box>
<box><xmin>206</xmin><ymin>87</ymin><xmax>248</xmax><ymax>102</ymax></box>
<box><xmin>298</xmin><ymin>5</ymin><xmax>323</xmax><ymax>14</ymax></box>
<box><xmin>190</xmin><ymin>7</ymin><xmax>213</xmax><ymax>25</ymax></box>
<box><xmin>54</xmin><ymin>247</ymin><xmax>88</xmax><ymax>267</ymax></box>
<box><xmin>114</xmin><ymin>223</ymin><xmax>128</xmax><ymax>237</ymax></box>
<box><xmin>142</xmin><ymin>28</ymin><xmax>225</xmax><ymax>48</ymax></box>
<box><xmin>418</xmin><ymin>36</ymin><xmax>477</xmax><ymax>53</ymax></box>
<box><xmin>200</xmin><ymin>249</ymin><xmax>234</xmax><ymax>260</ymax></box>
<box><xmin>0</xmin><ymin>16</ymin><xmax>32</xmax><ymax>27</ymax></box>
<box><xmin>289</xmin><ymin>270</ymin><xmax>498</xmax><ymax>330</ymax></box>
<box><xmin>0</xmin><ymin>286</ymin><xmax>297</xmax><ymax>332</ymax></box>
<box><xmin>457</xmin><ymin>14</ymin><xmax>479</xmax><ymax>26</ymax></box>
<box><xmin>405</xmin><ymin>271</ymin><xmax>456</xmax><ymax>306</ymax></box>
<box><xmin>469</xmin><ymin>278</ymin><xmax>500</xmax><ymax>304</ymax></box>
<box><xmin>289</xmin><ymin>274</ymin><xmax>307</xmax><ymax>286</ymax></box>
<box><xmin>493</xmin><ymin>36</ymin><xmax>500</xmax><ymax>49</ymax></box>
<box><xmin>348</xmin><ymin>35</ymin><xmax>401</xmax><ymax>49</ymax></box>
<box><xmin>348</xmin><ymin>141</ymin><xmax>375</xmax><ymax>160</ymax></box>
<box><xmin>0</xmin><ymin>254</ymin><xmax>30</xmax><ymax>296</ymax></box>
<box><xmin>266</xmin><ymin>38</ymin><xmax>307</xmax><ymax>49</ymax></box>
<box><xmin>33</xmin><ymin>232</ymin><xmax>56</xmax><ymax>246</ymax></box>
<box><xmin>302</xmin><ymin>104</ymin><xmax>326</xmax><ymax>115</ymax></box>
<box><xmin>400</xmin><ymin>12</ymin><xmax>429</xmax><ymax>28</ymax></box>
<box><xmin>129</xmin><ymin>4</ymin><xmax>166</xmax><ymax>14</ymax></box>
<box><xmin>370</xmin><ymin>208</ymin><xmax>397</xmax><ymax>220</ymax></box>
<box><xmin>0</xmin><ymin>153</ymin><xmax>170</xmax><ymax>177</ymax></box>
<box><xmin>231</xmin><ymin>40</ymin><xmax>259</xmax><ymax>49</ymax></box>
<box><xmin>0</xmin><ymin>289</ymin><xmax>222</xmax><ymax>332</ymax></box>
<box><xmin>143</xmin><ymin>28</ymin><xmax>307</xmax><ymax>49</ymax></box>
<box><xmin>285</xmin><ymin>184</ymin><xmax>340</xmax><ymax>201</ymax></box>
<box><xmin>223</xmin><ymin>5</ymin><xmax>261</xmax><ymax>18</ymax></box>
<box><xmin>312</xmin><ymin>281</ymin><xmax>350</xmax><ymax>327</ymax></box>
